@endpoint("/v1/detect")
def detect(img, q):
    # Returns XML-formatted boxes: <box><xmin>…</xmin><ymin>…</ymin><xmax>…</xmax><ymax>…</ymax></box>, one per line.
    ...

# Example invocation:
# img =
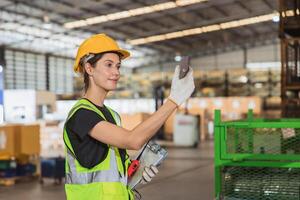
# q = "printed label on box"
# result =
<box><xmin>281</xmin><ymin>128</ymin><xmax>296</xmax><ymax>139</ymax></box>
<box><xmin>0</xmin><ymin>130</ymin><xmax>6</xmax><ymax>150</ymax></box>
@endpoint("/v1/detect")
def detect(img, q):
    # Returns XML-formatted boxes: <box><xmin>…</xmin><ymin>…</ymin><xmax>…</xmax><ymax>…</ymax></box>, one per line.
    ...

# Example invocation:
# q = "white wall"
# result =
<box><xmin>137</xmin><ymin>41</ymin><xmax>280</xmax><ymax>73</ymax></box>
<box><xmin>192</xmin><ymin>50</ymin><xmax>244</xmax><ymax>70</ymax></box>
<box><xmin>247</xmin><ymin>43</ymin><xmax>280</xmax><ymax>63</ymax></box>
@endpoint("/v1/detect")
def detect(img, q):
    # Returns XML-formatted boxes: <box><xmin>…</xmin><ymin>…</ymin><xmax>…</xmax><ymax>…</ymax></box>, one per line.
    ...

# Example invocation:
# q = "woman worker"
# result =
<box><xmin>63</xmin><ymin>33</ymin><xmax>195</xmax><ymax>200</ymax></box>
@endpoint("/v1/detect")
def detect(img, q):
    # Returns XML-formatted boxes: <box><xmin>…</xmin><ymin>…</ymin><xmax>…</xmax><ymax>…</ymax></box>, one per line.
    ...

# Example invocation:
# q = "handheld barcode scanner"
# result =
<box><xmin>127</xmin><ymin>141</ymin><xmax>168</xmax><ymax>189</ymax></box>
<box><xmin>179</xmin><ymin>56</ymin><xmax>190</xmax><ymax>79</ymax></box>
<box><xmin>127</xmin><ymin>142</ymin><xmax>167</xmax><ymax>200</ymax></box>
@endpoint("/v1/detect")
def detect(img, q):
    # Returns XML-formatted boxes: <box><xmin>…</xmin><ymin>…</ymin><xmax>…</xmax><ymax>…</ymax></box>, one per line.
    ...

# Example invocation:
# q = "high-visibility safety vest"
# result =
<box><xmin>63</xmin><ymin>99</ymin><xmax>134</xmax><ymax>200</ymax></box>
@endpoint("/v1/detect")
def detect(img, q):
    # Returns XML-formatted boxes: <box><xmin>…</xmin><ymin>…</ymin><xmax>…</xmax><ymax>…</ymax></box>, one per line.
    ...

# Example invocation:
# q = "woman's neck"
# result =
<box><xmin>83</xmin><ymin>87</ymin><xmax>107</xmax><ymax>107</ymax></box>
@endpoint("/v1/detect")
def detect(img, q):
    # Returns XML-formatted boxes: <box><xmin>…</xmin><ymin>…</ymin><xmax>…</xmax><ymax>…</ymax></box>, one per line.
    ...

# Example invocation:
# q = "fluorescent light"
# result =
<box><xmin>1</xmin><ymin>22</ymin><xmax>52</xmax><ymax>38</ymax></box>
<box><xmin>176</xmin><ymin>0</ymin><xmax>205</xmax><ymax>6</ymax></box>
<box><xmin>64</xmin><ymin>0</ymin><xmax>208</xmax><ymax>29</ymax></box>
<box><xmin>272</xmin><ymin>15</ymin><xmax>279</xmax><ymax>22</ymax></box>
<box><xmin>152</xmin><ymin>2</ymin><xmax>176</xmax><ymax>11</ymax></box>
<box><xmin>128</xmin><ymin>13</ymin><xmax>278</xmax><ymax>45</ymax></box>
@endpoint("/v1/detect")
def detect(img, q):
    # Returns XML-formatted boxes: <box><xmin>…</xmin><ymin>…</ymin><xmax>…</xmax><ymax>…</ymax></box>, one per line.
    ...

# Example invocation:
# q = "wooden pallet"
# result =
<box><xmin>0</xmin><ymin>174</ymin><xmax>39</xmax><ymax>186</ymax></box>
<box><xmin>16</xmin><ymin>174</ymin><xmax>39</xmax><ymax>183</ymax></box>
<box><xmin>0</xmin><ymin>177</ymin><xmax>16</xmax><ymax>186</ymax></box>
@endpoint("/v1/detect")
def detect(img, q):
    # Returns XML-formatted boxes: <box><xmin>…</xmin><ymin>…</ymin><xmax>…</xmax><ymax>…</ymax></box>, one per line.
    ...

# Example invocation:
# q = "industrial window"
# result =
<box><xmin>4</xmin><ymin>49</ymin><xmax>73</xmax><ymax>94</ymax></box>
<box><xmin>4</xmin><ymin>50</ymin><xmax>46</xmax><ymax>90</ymax></box>
<box><xmin>49</xmin><ymin>56</ymin><xmax>73</xmax><ymax>94</ymax></box>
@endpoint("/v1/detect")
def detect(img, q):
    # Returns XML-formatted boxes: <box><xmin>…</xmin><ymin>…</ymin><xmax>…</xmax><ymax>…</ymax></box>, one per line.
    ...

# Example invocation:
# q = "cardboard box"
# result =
<box><xmin>36</xmin><ymin>91</ymin><xmax>56</xmax><ymax>112</ymax></box>
<box><xmin>163</xmin><ymin>97</ymin><xmax>263</xmax><ymax>142</ymax></box>
<box><xmin>17</xmin><ymin>124</ymin><xmax>40</xmax><ymax>155</ymax></box>
<box><xmin>0</xmin><ymin>124</ymin><xmax>40</xmax><ymax>158</ymax></box>
<box><xmin>0</xmin><ymin>125</ymin><xmax>16</xmax><ymax>158</ymax></box>
<box><xmin>40</xmin><ymin>121</ymin><xmax>64</xmax><ymax>158</ymax></box>
<box><xmin>120</xmin><ymin>113</ymin><xmax>150</xmax><ymax>130</ymax></box>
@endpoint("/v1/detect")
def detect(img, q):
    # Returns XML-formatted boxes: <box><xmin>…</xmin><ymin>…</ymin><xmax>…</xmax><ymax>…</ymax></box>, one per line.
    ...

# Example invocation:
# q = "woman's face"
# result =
<box><xmin>90</xmin><ymin>52</ymin><xmax>121</xmax><ymax>91</ymax></box>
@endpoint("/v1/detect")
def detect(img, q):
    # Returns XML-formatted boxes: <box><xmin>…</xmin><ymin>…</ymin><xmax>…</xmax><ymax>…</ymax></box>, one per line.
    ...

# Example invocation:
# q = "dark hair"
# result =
<box><xmin>82</xmin><ymin>51</ymin><xmax>122</xmax><ymax>92</ymax></box>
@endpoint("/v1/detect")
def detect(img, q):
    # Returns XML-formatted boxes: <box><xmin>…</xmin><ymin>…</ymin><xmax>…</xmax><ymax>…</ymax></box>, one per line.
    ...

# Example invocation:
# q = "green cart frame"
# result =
<box><xmin>214</xmin><ymin>109</ymin><xmax>300</xmax><ymax>200</ymax></box>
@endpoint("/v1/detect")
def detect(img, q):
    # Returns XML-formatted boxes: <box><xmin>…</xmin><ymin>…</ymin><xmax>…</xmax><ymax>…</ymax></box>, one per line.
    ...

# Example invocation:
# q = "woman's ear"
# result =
<box><xmin>84</xmin><ymin>62</ymin><xmax>94</xmax><ymax>76</ymax></box>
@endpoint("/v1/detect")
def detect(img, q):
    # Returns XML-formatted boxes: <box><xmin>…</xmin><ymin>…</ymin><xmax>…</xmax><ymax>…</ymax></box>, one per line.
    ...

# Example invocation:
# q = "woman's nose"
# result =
<box><xmin>113</xmin><ymin>67</ymin><xmax>120</xmax><ymax>76</ymax></box>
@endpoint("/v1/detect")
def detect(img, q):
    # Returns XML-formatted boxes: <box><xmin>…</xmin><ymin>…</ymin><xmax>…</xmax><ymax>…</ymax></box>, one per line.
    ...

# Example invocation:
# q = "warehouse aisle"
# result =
<box><xmin>139</xmin><ymin>141</ymin><xmax>214</xmax><ymax>200</ymax></box>
<box><xmin>0</xmin><ymin>141</ymin><xmax>214</xmax><ymax>200</ymax></box>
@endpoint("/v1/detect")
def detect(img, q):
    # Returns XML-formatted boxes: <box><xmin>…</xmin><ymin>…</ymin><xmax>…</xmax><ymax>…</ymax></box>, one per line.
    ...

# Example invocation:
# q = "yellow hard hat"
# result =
<box><xmin>73</xmin><ymin>33</ymin><xmax>130</xmax><ymax>73</ymax></box>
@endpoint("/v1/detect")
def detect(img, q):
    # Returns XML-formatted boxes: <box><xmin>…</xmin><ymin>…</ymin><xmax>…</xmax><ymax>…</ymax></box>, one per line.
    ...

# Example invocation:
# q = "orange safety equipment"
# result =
<box><xmin>73</xmin><ymin>33</ymin><xmax>130</xmax><ymax>73</ymax></box>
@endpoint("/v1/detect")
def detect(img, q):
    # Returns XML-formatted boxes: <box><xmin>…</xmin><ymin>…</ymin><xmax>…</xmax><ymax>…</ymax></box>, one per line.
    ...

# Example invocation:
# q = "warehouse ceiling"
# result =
<box><xmin>0</xmin><ymin>0</ymin><xmax>279</xmax><ymax>68</ymax></box>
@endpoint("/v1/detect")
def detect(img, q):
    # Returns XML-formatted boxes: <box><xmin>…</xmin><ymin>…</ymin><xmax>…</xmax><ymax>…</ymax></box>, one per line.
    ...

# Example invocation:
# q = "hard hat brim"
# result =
<box><xmin>114</xmin><ymin>49</ymin><xmax>130</xmax><ymax>60</ymax></box>
<box><xmin>74</xmin><ymin>48</ymin><xmax>130</xmax><ymax>73</ymax></box>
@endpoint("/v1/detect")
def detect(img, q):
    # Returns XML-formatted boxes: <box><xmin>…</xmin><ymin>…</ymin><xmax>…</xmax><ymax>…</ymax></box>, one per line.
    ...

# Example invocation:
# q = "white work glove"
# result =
<box><xmin>169</xmin><ymin>65</ymin><xmax>195</xmax><ymax>106</ymax></box>
<box><xmin>141</xmin><ymin>165</ymin><xmax>159</xmax><ymax>184</ymax></box>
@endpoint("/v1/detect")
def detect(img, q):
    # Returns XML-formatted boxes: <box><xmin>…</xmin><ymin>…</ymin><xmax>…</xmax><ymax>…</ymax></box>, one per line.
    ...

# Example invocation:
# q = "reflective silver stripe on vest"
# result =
<box><xmin>112</xmin><ymin>112</ymin><xmax>121</xmax><ymax>126</ymax></box>
<box><xmin>66</xmin><ymin>147</ymin><xmax>127</xmax><ymax>185</ymax></box>
<box><xmin>108</xmin><ymin>110</ymin><xmax>128</xmax><ymax>184</ymax></box>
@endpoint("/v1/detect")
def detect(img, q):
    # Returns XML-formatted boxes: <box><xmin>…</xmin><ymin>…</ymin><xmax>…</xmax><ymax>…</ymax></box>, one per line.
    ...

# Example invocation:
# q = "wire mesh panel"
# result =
<box><xmin>226</xmin><ymin>127</ymin><xmax>300</xmax><ymax>157</ymax></box>
<box><xmin>221</xmin><ymin>167</ymin><xmax>300</xmax><ymax>200</ymax></box>
<box><xmin>214</xmin><ymin>110</ymin><xmax>300</xmax><ymax>200</ymax></box>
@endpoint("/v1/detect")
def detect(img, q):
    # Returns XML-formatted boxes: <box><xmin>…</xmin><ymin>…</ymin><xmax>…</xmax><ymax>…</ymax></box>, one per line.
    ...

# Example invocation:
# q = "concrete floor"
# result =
<box><xmin>0</xmin><ymin>141</ymin><xmax>214</xmax><ymax>200</ymax></box>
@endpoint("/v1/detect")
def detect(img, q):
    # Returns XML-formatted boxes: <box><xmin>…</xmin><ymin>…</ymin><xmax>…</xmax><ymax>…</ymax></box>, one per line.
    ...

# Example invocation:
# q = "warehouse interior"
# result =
<box><xmin>0</xmin><ymin>0</ymin><xmax>299</xmax><ymax>199</ymax></box>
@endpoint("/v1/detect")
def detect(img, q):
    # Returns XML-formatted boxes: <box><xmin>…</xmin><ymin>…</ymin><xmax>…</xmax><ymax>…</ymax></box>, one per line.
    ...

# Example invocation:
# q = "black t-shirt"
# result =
<box><xmin>66</xmin><ymin>99</ymin><xmax>127</xmax><ymax>169</ymax></box>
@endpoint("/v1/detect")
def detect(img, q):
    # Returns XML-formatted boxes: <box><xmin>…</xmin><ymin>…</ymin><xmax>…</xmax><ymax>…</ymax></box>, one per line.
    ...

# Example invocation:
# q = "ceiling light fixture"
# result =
<box><xmin>128</xmin><ymin>10</ymin><xmax>296</xmax><ymax>45</ymax></box>
<box><xmin>64</xmin><ymin>0</ymin><xmax>208</xmax><ymax>29</ymax></box>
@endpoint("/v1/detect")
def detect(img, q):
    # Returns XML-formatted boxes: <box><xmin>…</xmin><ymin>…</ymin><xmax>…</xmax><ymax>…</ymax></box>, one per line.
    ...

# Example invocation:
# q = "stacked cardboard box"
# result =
<box><xmin>164</xmin><ymin>97</ymin><xmax>263</xmax><ymax>141</ymax></box>
<box><xmin>16</xmin><ymin>124</ymin><xmax>40</xmax><ymax>156</ymax></box>
<box><xmin>39</xmin><ymin>121</ymin><xmax>64</xmax><ymax>158</ymax></box>
<box><xmin>120</xmin><ymin>113</ymin><xmax>150</xmax><ymax>130</ymax></box>
<box><xmin>0</xmin><ymin>125</ymin><xmax>16</xmax><ymax>159</ymax></box>
<box><xmin>0</xmin><ymin>124</ymin><xmax>40</xmax><ymax>159</ymax></box>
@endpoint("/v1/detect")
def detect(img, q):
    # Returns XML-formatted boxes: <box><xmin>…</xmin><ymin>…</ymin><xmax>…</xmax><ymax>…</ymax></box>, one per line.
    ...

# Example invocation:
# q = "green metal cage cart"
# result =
<box><xmin>214</xmin><ymin>109</ymin><xmax>300</xmax><ymax>200</ymax></box>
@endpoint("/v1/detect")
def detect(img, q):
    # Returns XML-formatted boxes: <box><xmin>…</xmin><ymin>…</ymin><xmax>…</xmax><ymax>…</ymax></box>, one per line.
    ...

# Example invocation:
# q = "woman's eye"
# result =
<box><xmin>106</xmin><ymin>63</ymin><xmax>112</xmax><ymax>67</ymax></box>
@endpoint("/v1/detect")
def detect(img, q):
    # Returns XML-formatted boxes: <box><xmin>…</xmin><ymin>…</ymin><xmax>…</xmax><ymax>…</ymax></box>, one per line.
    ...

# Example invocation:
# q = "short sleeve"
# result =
<box><xmin>66</xmin><ymin>108</ymin><xmax>104</xmax><ymax>140</ymax></box>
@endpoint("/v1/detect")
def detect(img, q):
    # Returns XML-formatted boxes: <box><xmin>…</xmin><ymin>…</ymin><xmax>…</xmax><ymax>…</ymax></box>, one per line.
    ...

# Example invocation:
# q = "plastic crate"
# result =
<box><xmin>16</xmin><ymin>163</ymin><xmax>36</xmax><ymax>176</ymax></box>
<box><xmin>40</xmin><ymin>157</ymin><xmax>65</xmax><ymax>184</ymax></box>
<box><xmin>41</xmin><ymin>159</ymin><xmax>55</xmax><ymax>178</ymax></box>
<box><xmin>214</xmin><ymin>110</ymin><xmax>300</xmax><ymax>200</ymax></box>
<box><xmin>0</xmin><ymin>160</ymin><xmax>16</xmax><ymax>170</ymax></box>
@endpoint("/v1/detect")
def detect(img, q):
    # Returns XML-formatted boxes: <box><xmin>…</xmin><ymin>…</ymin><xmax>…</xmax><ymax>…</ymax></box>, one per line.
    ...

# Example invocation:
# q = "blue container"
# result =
<box><xmin>54</xmin><ymin>157</ymin><xmax>65</xmax><ymax>179</ymax></box>
<box><xmin>41</xmin><ymin>159</ymin><xmax>55</xmax><ymax>178</ymax></box>
<box><xmin>0</xmin><ymin>168</ymin><xmax>16</xmax><ymax>178</ymax></box>
<box><xmin>0</xmin><ymin>160</ymin><xmax>16</xmax><ymax>170</ymax></box>
<box><xmin>41</xmin><ymin>157</ymin><xmax>65</xmax><ymax>178</ymax></box>
<box><xmin>0</xmin><ymin>160</ymin><xmax>16</xmax><ymax>178</ymax></box>
<box><xmin>16</xmin><ymin>163</ymin><xmax>36</xmax><ymax>176</ymax></box>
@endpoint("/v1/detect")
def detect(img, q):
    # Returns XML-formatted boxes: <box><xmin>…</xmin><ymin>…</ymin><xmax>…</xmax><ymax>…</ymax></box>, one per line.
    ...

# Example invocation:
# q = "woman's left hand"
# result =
<box><xmin>141</xmin><ymin>165</ymin><xmax>159</xmax><ymax>184</ymax></box>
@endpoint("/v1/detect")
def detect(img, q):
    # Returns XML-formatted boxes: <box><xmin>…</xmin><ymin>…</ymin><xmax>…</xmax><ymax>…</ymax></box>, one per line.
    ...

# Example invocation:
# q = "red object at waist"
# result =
<box><xmin>128</xmin><ymin>160</ymin><xmax>140</xmax><ymax>177</ymax></box>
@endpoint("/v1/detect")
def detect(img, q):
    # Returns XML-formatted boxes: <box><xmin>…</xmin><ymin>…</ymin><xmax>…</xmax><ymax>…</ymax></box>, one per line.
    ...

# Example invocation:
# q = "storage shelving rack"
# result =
<box><xmin>279</xmin><ymin>0</ymin><xmax>300</xmax><ymax>117</ymax></box>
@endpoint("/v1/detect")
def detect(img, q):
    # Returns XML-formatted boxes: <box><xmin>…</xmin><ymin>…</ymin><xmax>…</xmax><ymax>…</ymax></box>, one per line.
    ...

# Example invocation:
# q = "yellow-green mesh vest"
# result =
<box><xmin>63</xmin><ymin>99</ymin><xmax>134</xmax><ymax>200</ymax></box>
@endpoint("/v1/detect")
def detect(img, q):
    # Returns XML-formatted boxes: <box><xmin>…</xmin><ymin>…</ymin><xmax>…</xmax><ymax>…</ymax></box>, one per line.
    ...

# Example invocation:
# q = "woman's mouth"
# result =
<box><xmin>109</xmin><ymin>79</ymin><xmax>118</xmax><ymax>83</ymax></box>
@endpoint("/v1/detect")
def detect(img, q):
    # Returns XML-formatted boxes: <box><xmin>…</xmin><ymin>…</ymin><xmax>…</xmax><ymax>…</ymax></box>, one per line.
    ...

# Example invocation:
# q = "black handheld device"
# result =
<box><xmin>179</xmin><ymin>56</ymin><xmax>190</xmax><ymax>79</ymax></box>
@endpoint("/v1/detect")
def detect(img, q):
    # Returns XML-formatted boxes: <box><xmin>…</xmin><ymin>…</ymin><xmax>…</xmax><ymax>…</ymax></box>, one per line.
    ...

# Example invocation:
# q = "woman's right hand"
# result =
<box><xmin>169</xmin><ymin>65</ymin><xmax>195</xmax><ymax>106</ymax></box>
